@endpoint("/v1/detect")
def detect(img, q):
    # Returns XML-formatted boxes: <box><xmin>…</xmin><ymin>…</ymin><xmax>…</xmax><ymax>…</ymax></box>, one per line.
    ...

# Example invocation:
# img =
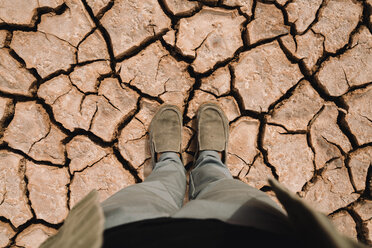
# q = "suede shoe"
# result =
<box><xmin>149</xmin><ymin>104</ymin><xmax>183</xmax><ymax>166</ymax></box>
<box><xmin>196</xmin><ymin>102</ymin><xmax>229</xmax><ymax>163</ymax></box>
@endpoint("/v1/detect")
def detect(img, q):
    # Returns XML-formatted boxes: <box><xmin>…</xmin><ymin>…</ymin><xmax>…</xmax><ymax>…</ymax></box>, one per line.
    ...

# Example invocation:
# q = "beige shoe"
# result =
<box><xmin>196</xmin><ymin>102</ymin><xmax>229</xmax><ymax>163</ymax></box>
<box><xmin>149</xmin><ymin>104</ymin><xmax>183</xmax><ymax>166</ymax></box>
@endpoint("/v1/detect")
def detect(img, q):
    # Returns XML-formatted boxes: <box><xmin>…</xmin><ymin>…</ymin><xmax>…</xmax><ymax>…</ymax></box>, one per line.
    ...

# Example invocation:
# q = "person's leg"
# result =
<box><xmin>101</xmin><ymin>152</ymin><xmax>186</xmax><ymax>230</ymax></box>
<box><xmin>172</xmin><ymin>103</ymin><xmax>292</xmax><ymax>234</ymax></box>
<box><xmin>188</xmin><ymin>150</ymin><xmax>233</xmax><ymax>199</ymax></box>
<box><xmin>102</xmin><ymin>104</ymin><xmax>186</xmax><ymax>230</ymax></box>
<box><xmin>172</xmin><ymin>150</ymin><xmax>292</xmax><ymax>234</ymax></box>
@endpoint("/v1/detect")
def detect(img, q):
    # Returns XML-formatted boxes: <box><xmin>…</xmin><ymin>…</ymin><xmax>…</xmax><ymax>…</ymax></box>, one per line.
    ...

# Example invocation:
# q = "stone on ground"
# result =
<box><xmin>25</xmin><ymin>161</ymin><xmax>69</xmax><ymax>224</ymax></box>
<box><xmin>163</xmin><ymin>30</ymin><xmax>176</xmax><ymax>47</ymax></box>
<box><xmin>227</xmin><ymin>154</ymin><xmax>247</xmax><ymax>178</ymax></box>
<box><xmin>200</xmin><ymin>66</ymin><xmax>231</xmax><ymax>96</ymax></box>
<box><xmin>353</xmin><ymin>200</ymin><xmax>372</xmax><ymax>222</ymax></box>
<box><xmin>0</xmin><ymin>49</ymin><xmax>36</xmax><ymax>96</ymax></box>
<box><xmin>268</xmin><ymin>80</ymin><xmax>324</xmax><ymax>130</ymax></box>
<box><xmin>285</xmin><ymin>0</ymin><xmax>323</xmax><ymax>33</ymax></box>
<box><xmin>303</xmin><ymin>158</ymin><xmax>359</xmax><ymax>214</ymax></box>
<box><xmin>0</xmin><ymin>0</ymin><xmax>62</xmax><ymax>25</ymax></box>
<box><xmin>118</xmin><ymin>118</ymin><xmax>150</xmax><ymax>169</ymax></box>
<box><xmin>0</xmin><ymin>0</ymin><xmax>36</xmax><ymax>25</ymax></box>
<box><xmin>186</xmin><ymin>90</ymin><xmax>240</xmax><ymax>121</ymax></box>
<box><xmin>70</xmin><ymin>61</ymin><xmax>111</xmax><ymax>93</ymax></box>
<box><xmin>101</xmin><ymin>0</ymin><xmax>171</xmax><ymax>57</ymax></box>
<box><xmin>176</xmin><ymin>7</ymin><xmax>245</xmax><ymax>73</ymax></box>
<box><xmin>87</xmin><ymin>0</ymin><xmax>111</xmax><ymax>16</ymax></box>
<box><xmin>0</xmin><ymin>221</ymin><xmax>15</xmax><ymax>247</ymax></box>
<box><xmin>38</xmin><ymin>0</ymin><xmax>64</xmax><ymax>8</ymax></box>
<box><xmin>342</xmin><ymin>85</ymin><xmax>372</xmax><ymax>145</ymax></box>
<box><xmin>353</xmin><ymin>200</ymin><xmax>372</xmax><ymax>243</ymax></box>
<box><xmin>11</xmin><ymin>31</ymin><xmax>76</xmax><ymax>78</ymax></box>
<box><xmin>227</xmin><ymin>116</ymin><xmax>262</xmax><ymax>181</ymax></box>
<box><xmin>316</xmin><ymin>27</ymin><xmax>372</xmax><ymax>96</ymax></box>
<box><xmin>90</xmin><ymin>78</ymin><xmax>138</xmax><ymax>142</ymax></box>
<box><xmin>218</xmin><ymin>96</ymin><xmax>240</xmax><ymax>121</ymax></box>
<box><xmin>280</xmin><ymin>31</ymin><xmax>324</xmax><ymax>73</ymax></box>
<box><xmin>135</xmin><ymin>98</ymin><xmax>161</xmax><ymax>130</ymax></box>
<box><xmin>223</xmin><ymin>0</ymin><xmax>253</xmax><ymax>17</ymax></box>
<box><xmin>310</xmin><ymin>104</ymin><xmax>352</xmax><ymax>169</ymax></box>
<box><xmin>15</xmin><ymin>224</ymin><xmax>57</xmax><ymax>248</ymax></box>
<box><xmin>237</xmin><ymin>154</ymin><xmax>273</xmax><ymax>189</ymax></box>
<box><xmin>77</xmin><ymin>30</ymin><xmax>110</xmax><ymax>63</ymax></box>
<box><xmin>164</xmin><ymin>0</ymin><xmax>200</xmax><ymax>16</ymax></box>
<box><xmin>331</xmin><ymin>211</ymin><xmax>357</xmax><ymax>240</ymax></box>
<box><xmin>119</xmin><ymin>41</ymin><xmax>193</xmax><ymax>108</ymax></box>
<box><xmin>0</xmin><ymin>30</ymin><xmax>8</xmax><ymax>48</ymax></box>
<box><xmin>28</xmin><ymin>125</ymin><xmax>67</xmax><ymax>165</ymax></box>
<box><xmin>246</xmin><ymin>2</ymin><xmax>289</xmax><ymax>45</ymax></box>
<box><xmin>67</xmin><ymin>135</ymin><xmax>110</xmax><ymax>173</ymax></box>
<box><xmin>312</xmin><ymin>0</ymin><xmax>362</xmax><ymax>53</ymax></box>
<box><xmin>70</xmin><ymin>154</ymin><xmax>135</xmax><ymax>207</ymax></box>
<box><xmin>40</xmin><ymin>76</ymin><xmax>138</xmax><ymax>142</ymax></box>
<box><xmin>38</xmin><ymin>0</ymin><xmax>94</xmax><ymax>47</ymax></box>
<box><xmin>3</xmin><ymin>102</ymin><xmax>66</xmax><ymax>164</ymax></box>
<box><xmin>0</xmin><ymin>151</ymin><xmax>32</xmax><ymax>227</ymax></box>
<box><xmin>263</xmin><ymin>125</ymin><xmax>314</xmax><ymax>192</ymax></box>
<box><xmin>38</xmin><ymin>75</ymin><xmax>97</xmax><ymax>132</ymax></box>
<box><xmin>348</xmin><ymin>147</ymin><xmax>372</xmax><ymax>192</ymax></box>
<box><xmin>228</xmin><ymin>116</ymin><xmax>260</xmax><ymax>165</ymax></box>
<box><xmin>38</xmin><ymin>75</ymin><xmax>73</xmax><ymax>105</ymax></box>
<box><xmin>233</xmin><ymin>41</ymin><xmax>302</xmax><ymax>112</ymax></box>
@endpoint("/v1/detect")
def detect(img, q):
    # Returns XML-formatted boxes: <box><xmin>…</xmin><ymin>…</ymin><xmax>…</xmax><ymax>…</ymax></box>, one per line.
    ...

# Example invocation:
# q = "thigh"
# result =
<box><xmin>102</xmin><ymin>181</ymin><xmax>180</xmax><ymax>230</ymax></box>
<box><xmin>102</xmin><ymin>152</ymin><xmax>187</xmax><ymax>230</ymax></box>
<box><xmin>172</xmin><ymin>179</ymin><xmax>293</xmax><ymax>235</ymax></box>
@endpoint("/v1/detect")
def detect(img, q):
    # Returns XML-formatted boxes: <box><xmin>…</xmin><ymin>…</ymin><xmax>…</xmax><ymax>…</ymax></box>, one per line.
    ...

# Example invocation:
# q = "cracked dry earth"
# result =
<box><xmin>0</xmin><ymin>0</ymin><xmax>371</xmax><ymax>247</ymax></box>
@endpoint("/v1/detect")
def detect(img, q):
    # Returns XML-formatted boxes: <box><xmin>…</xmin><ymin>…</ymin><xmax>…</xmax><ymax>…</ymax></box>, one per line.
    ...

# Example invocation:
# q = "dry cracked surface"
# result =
<box><xmin>0</xmin><ymin>0</ymin><xmax>371</xmax><ymax>246</ymax></box>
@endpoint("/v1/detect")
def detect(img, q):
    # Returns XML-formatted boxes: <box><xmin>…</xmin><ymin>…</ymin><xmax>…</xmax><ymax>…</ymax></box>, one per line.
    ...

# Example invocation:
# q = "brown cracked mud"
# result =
<box><xmin>0</xmin><ymin>0</ymin><xmax>371</xmax><ymax>247</ymax></box>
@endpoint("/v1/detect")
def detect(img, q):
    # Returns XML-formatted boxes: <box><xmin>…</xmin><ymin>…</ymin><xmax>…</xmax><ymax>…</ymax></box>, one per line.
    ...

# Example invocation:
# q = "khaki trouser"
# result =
<box><xmin>101</xmin><ymin>151</ymin><xmax>292</xmax><ymax>234</ymax></box>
